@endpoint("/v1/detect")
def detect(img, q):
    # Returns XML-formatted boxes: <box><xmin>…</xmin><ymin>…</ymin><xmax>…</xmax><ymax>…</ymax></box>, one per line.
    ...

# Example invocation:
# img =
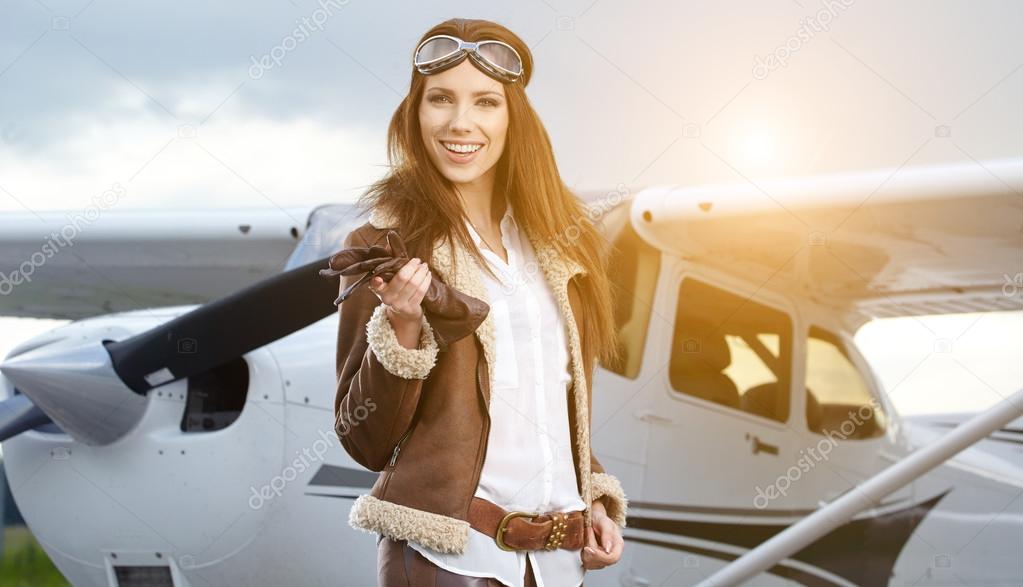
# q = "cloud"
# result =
<box><xmin>0</xmin><ymin>111</ymin><xmax>386</xmax><ymax>211</ymax></box>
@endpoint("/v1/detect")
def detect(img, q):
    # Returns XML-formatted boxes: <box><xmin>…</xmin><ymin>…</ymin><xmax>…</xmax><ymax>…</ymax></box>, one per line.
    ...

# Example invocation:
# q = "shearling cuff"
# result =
<box><xmin>591</xmin><ymin>472</ymin><xmax>628</xmax><ymax>528</ymax></box>
<box><xmin>365</xmin><ymin>305</ymin><xmax>439</xmax><ymax>380</ymax></box>
<box><xmin>349</xmin><ymin>494</ymin><xmax>470</xmax><ymax>554</ymax></box>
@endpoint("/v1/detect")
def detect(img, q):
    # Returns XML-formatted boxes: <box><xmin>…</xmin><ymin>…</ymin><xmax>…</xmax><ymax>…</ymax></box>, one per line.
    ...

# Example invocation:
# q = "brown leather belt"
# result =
<box><xmin>468</xmin><ymin>496</ymin><xmax>586</xmax><ymax>552</ymax></box>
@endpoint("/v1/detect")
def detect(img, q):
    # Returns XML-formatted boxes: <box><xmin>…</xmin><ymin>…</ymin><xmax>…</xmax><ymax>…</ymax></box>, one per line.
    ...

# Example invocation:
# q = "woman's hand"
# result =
<box><xmin>368</xmin><ymin>257</ymin><xmax>432</xmax><ymax>348</ymax></box>
<box><xmin>581</xmin><ymin>499</ymin><xmax>623</xmax><ymax>570</ymax></box>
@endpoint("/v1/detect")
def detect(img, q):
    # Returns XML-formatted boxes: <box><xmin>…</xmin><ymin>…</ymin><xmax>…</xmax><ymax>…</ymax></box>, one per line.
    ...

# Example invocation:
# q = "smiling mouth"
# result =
<box><xmin>440</xmin><ymin>141</ymin><xmax>485</xmax><ymax>154</ymax></box>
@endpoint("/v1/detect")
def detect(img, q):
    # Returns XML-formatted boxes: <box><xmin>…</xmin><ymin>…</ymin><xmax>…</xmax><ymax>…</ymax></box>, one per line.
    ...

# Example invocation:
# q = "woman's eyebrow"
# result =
<box><xmin>427</xmin><ymin>87</ymin><xmax>503</xmax><ymax>98</ymax></box>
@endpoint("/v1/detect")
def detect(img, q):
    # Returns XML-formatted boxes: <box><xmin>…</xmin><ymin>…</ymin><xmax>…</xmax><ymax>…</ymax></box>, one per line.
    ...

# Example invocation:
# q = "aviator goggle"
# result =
<box><xmin>413</xmin><ymin>34</ymin><xmax>524</xmax><ymax>84</ymax></box>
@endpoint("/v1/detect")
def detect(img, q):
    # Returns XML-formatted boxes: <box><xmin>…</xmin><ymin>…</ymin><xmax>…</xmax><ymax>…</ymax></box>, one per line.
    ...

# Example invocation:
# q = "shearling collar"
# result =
<box><xmin>366</xmin><ymin>205</ymin><xmax>595</xmax><ymax>510</ymax></box>
<box><xmin>366</xmin><ymin>206</ymin><xmax>587</xmax><ymax>379</ymax></box>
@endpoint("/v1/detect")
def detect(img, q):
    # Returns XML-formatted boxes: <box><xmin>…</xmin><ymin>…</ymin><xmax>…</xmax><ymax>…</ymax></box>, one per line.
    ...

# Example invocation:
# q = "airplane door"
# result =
<box><xmin>641</xmin><ymin>274</ymin><xmax>805</xmax><ymax>507</ymax></box>
<box><xmin>628</xmin><ymin>271</ymin><xmax>806</xmax><ymax>586</ymax></box>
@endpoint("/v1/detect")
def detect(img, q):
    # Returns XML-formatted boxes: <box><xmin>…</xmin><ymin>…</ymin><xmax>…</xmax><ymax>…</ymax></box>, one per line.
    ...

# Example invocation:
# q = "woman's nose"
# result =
<box><xmin>447</xmin><ymin>109</ymin><xmax>476</xmax><ymax>133</ymax></box>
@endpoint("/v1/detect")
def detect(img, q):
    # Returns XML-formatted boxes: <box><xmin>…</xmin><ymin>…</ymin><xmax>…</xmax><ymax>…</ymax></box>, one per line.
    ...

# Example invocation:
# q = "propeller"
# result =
<box><xmin>0</xmin><ymin>256</ymin><xmax>340</xmax><ymax>445</ymax></box>
<box><xmin>105</xmin><ymin>256</ymin><xmax>339</xmax><ymax>394</ymax></box>
<box><xmin>0</xmin><ymin>394</ymin><xmax>52</xmax><ymax>442</ymax></box>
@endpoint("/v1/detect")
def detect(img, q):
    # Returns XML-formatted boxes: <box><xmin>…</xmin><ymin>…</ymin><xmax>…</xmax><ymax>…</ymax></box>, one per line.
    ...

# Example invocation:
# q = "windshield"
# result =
<box><xmin>283</xmin><ymin>203</ymin><xmax>368</xmax><ymax>271</ymax></box>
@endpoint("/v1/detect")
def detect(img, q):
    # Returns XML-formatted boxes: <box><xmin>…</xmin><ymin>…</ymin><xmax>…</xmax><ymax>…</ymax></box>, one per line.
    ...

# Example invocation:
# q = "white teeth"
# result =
<box><xmin>442</xmin><ymin>142</ymin><xmax>482</xmax><ymax>154</ymax></box>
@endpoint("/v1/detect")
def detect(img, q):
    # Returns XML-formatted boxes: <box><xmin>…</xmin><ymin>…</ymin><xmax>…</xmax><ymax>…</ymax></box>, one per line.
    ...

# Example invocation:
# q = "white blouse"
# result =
<box><xmin>406</xmin><ymin>202</ymin><xmax>586</xmax><ymax>587</ymax></box>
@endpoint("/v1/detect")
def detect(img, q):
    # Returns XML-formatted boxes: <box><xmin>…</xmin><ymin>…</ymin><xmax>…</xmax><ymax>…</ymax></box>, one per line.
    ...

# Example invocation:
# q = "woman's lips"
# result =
<box><xmin>440</xmin><ymin>141</ymin><xmax>483</xmax><ymax>165</ymax></box>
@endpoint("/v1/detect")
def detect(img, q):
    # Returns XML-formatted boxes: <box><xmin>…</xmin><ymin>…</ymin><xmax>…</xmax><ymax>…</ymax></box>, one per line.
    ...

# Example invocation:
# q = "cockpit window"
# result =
<box><xmin>805</xmin><ymin>326</ymin><xmax>887</xmax><ymax>439</ymax></box>
<box><xmin>283</xmin><ymin>204</ymin><xmax>366</xmax><ymax>272</ymax></box>
<box><xmin>601</xmin><ymin>204</ymin><xmax>661</xmax><ymax>379</ymax></box>
<box><xmin>668</xmin><ymin>278</ymin><xmax>792</xmax><ymax>423</ymax></box>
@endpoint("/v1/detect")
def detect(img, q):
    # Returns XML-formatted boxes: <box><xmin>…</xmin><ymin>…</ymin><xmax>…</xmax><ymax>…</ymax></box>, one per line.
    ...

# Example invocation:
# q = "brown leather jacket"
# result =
<box><xmin>333</xmin><ymin>207</ymin><xmax>628</xmax><ymax>555</ymax></box>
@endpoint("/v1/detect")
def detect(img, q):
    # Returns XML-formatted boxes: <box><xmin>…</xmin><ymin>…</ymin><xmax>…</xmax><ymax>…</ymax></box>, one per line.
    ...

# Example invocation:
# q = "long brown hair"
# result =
<box><xmin>356</xmin><ymin>17</ymin><xmax>620</xmax><ymax>368</ymax></box>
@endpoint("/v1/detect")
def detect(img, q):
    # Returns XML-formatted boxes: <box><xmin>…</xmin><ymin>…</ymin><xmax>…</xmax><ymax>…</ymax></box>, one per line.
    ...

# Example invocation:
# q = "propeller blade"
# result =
<box><xmin>0</xmin><ymin>256</ymin><xmax>339</xmax><ymax>445</ymax></box>
<box><xmin>0</xmin><ymin>394</ymin><xmax>53</xmax><ymax>442</ymax></box>
<box><xmin>106</xmin><ymin>256</ymin><xmax>337</xmax><ymax>394</ymax></box>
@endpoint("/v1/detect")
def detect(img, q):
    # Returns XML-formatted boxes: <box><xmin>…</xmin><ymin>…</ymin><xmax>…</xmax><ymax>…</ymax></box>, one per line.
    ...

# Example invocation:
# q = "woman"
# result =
<box><xmin>332</xmin><ymin>17</ymin><xmax>628</xmax><ymax>586</ymax></box>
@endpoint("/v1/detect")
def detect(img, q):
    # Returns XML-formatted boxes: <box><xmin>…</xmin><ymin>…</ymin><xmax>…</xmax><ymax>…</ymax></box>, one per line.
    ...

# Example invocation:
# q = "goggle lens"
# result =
<box><xmin>416</xmin><ymin>37</ymin><xmax>461</xmax><ymax>65</ymax></box>
<box><xmin>414</xmin><ymin>35</ymin><xmax>523</xmax><ymax>82</ymax></box>
<box><xmin>476</xmin><ymin>42</ymin><xmax>522</xmax><ymax>75</ymax></box>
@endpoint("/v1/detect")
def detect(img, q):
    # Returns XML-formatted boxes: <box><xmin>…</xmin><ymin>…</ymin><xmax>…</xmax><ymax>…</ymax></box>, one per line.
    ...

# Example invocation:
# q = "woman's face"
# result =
<box><xmin>418</xmin><ymin>59</ymin><xmax>509</xmax><ymax>190</ymax></box>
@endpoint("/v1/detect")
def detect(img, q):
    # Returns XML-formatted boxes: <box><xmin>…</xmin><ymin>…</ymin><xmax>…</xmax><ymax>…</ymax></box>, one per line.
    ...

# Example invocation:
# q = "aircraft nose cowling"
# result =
<box><xmin>0</xmin><ymin>340</ymin><xmax>148</xmax><ymax>446</ymax></box>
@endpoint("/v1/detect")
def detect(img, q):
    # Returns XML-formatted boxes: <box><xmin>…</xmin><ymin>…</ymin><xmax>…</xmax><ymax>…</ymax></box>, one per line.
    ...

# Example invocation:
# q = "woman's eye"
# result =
<box><xmin>428</xmin><ymin>95</ymin><xmax>499</xmax><ymax>107</ymax></box>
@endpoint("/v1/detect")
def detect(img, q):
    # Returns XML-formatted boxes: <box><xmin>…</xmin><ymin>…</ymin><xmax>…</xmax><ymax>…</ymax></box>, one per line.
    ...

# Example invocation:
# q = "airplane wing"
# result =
<box><xmin>0</xmin><ymin>205</ymin><xmax>317</xmax><ymax>319</ymax></box>
<box><xmin>629</xmin><ymin>157</ymin><xmax>1023</xmax><ymax>328</ymax></box>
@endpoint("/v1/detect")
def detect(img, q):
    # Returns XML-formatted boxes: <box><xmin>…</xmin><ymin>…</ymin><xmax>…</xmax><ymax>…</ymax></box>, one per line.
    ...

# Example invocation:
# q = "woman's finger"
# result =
<box><xmin>585</xmin><ymin>545</ymin><xmax>614</xmax><ymax>566</ymax></box>
<box><xmin>394</xmin><ymin>262</ymin><xmax>429</xmax><ymax>307</ymax></box>
<box><xmin>381</xmin><ymin>258</ymin><xmax>421</xmax><ymax>306</ymax></box>
<box><xmin>597</xmin><ymin>518</ymin><xmax>614</xmax><ymax>553</ymax></box>
<box><xmin>585</xmin><ymin>526</ymin><xmax>598</xmax><ymax>549</ymax></box>
<box><xmin>582</xmin><ymin>546</ymin><xmax>607</xmax><ymax>569</ymax></box>
<box><xmin>611</xmin><ymin>533</ymin><xmax>624</xmax><ymax>559</ymax></box>
<box><xmin>583</xmin><ymin>526</ymin><xmax>612</xmax><ymax>569</ymax></box>
<box><xmin>368</xmin><ymin>276</ymin><xmax>385</xmax><ymax>298</ymax></box>
<box><xmin>410</xmin><ymin>268</ymin><xmax>431</xmax><ymax>307</ymax></box>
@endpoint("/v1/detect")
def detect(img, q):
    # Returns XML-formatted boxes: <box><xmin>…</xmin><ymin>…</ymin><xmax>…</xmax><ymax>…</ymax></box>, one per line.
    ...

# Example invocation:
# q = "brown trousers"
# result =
<box><xmin>377</xmin><ymin>534</ymin><xmax>539</xmax><ymax>587</ymax></box>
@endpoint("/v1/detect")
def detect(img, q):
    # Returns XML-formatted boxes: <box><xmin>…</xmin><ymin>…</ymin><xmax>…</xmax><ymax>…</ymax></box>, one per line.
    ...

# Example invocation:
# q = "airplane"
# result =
<box><xmin>0</xmin><ymin>156</ymin><xmax>1021</xmax><ymax>586</ymax></box>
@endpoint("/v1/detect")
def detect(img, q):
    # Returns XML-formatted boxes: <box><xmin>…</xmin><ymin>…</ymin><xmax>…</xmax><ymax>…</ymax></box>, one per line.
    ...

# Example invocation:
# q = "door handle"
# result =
<box><xmin>634</xmin><ymin>408</ymin><xmax>673</xmax><ymax>425</ymax></box>
<box><xmin>746</xmin><ymin>433</ymin><xmax>778</xmax><ymax>456</ymax></box>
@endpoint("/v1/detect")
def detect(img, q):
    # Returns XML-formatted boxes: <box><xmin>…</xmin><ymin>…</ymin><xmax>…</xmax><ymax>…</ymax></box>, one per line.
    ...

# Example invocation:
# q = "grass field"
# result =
<box><xmin>0</xmin><ymin>525</ymin><xmax>69</xmax><ymax>586</ymax></box>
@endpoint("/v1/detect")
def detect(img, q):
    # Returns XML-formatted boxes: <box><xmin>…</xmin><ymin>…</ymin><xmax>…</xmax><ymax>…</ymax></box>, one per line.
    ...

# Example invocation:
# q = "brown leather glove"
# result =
<box><xmin>320</xmin><ymin>229</ymin><xmax>489</xmax><ymax>351</ymax></box>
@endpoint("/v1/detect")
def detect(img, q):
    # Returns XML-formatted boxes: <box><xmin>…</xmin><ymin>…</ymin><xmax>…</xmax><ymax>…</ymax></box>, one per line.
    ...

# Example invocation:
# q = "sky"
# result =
<box><xmin>1</xmin><ymin>0</ymin><xmax>1022</xmax><ymax>416</ymax></box>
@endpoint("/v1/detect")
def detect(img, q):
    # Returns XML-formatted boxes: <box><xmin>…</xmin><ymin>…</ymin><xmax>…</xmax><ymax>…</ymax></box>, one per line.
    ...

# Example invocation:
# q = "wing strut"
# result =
<box><xmin>696</xmin><ymin>386</ymin><xmax>1023</xmax><ymax>587</ymax></box>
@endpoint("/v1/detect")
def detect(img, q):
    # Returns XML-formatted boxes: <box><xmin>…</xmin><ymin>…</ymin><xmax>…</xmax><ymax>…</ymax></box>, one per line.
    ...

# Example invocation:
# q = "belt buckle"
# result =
<box><xmin>495</xmin><ymin>510</ymin><xmax>536</xmax><ymax>551</ymax></box>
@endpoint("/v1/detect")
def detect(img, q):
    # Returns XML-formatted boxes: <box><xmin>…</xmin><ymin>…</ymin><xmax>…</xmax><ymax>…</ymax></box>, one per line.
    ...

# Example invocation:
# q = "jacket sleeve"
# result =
<box><xmin>333</xmin><ymin>227</ymin><xmax>440</xmax><ymax>472</ymax></box>
<box><xmin>590</xmin><ymin>451</ymin><xmax>628</xmax><ymax>528</ymax></box>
